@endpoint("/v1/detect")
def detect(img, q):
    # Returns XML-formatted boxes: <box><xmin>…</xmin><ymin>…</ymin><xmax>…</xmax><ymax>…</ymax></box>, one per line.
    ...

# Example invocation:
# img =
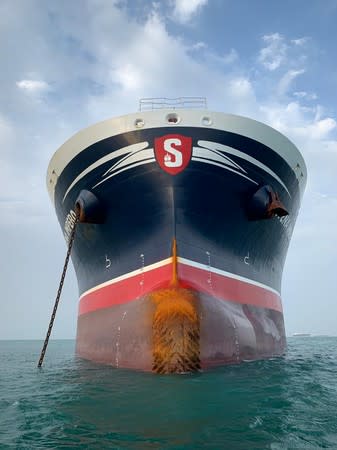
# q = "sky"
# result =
<box><xmin>1</xmin><ymin>0</ymin><xmax>337</xmax><ymax>339</ymax></box>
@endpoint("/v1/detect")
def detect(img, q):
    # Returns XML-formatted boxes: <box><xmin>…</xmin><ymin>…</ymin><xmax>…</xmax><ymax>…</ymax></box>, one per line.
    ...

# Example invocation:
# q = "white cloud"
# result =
<box><xmin>112</xmin><ymin>64</ymin><xmax>142</xmax><ymax>90</ymax></box>
<box><xmin>16</xmin><ymin>79</ymin><xmax>49</xmax><ymax>93</ymax></box>
<box><xmin>191</xmin><ymin>41</ymin><xmax>207</xmax><ymax>51</ymax></box>
<box><xmin>293</xmin><ymin>91</ymin><xmax>318</xmax><ymax>100</ymax></box>
<box><xmin>307</xmin><ymin>117</ymin><xmax>336</xmax><ymax>139</ymax></box>
<box><xmin>277</xmin><ymin>69</ymin><xmax>305</xmax><ymax>95</ymax></box>
<box><xmin>171</xmin><ymin>0</ymin><xmax>208</xmax><ymax>23</ymax></box>
<box><xmin>258</xmin><ymin>33</ymin><xmax>309</xmax><ymax>81</ymax></box>
<box><xmin>229</xmin><ymin>77</ymin><xmax>253</xmax><ymax>98</ymax></box>
<box><xmin>291</xmin><ymin>37</ymin><xmax>308</xmax><ymax>46</ymax></box>
<box><xmin>260</xmin><ymin>101</ymin><xmax>336</xmax><ymax>141</ymax></box>
<box><xmin>258</xmin><ymin>33</ymin><xmax>287</xmax><ymax>70</ymax></box>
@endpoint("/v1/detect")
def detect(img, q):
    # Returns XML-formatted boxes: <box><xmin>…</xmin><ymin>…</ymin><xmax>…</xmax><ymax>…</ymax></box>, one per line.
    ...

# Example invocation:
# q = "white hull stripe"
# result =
<box><xmin>178</xmin><ymin>257</ymin><xmax>281</xmax><ymax>297</ymax></box>
<box><xmin>80</xmin><ymin>256</ymin><xmax>280</xmax><ymax>300</ymax></box>
<box><xmin>79</xmin><ymin>257</ymin><xmax>173</xmax><ymax>300</ymax></box>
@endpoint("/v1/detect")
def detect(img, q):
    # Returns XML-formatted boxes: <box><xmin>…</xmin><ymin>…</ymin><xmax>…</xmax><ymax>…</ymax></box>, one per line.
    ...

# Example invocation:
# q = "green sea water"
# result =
<box><xmin>0</xmin><ymin>337</ymin><xmax>337</xmax><ymax>449</ymax></box>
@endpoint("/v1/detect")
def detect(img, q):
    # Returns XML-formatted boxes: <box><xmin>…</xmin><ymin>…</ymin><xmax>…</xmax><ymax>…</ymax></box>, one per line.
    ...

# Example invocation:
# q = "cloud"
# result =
<box><xmin>258</xmin><ymin>33</ymin><xmax>287</xmax><ymax>70</ymax></box>
<box><xmin>229</xmin><ymin>77</ymin><xmax>254</xmax><ymax>98</ymax></box>
<box><xmin>291</xmin><ymin>37</ymin><xmax>308</xmax><ymax>46</ymax></box>
<box><xmin>306</xmin><ymin>117</ymin><xmax>336</xmax><ymax>139</ymax></box>
<box><xmin>257</xmin><ymin>33</ymin><xmax>310</xmax><ymax>87</ymax></box>
<box><xmin>171</xmin><ymin>0</ymin><xmax>208</xmax><ymax>23</ymax></box>
<box><xmin>112</xmin><ymin>64</ymin><xmax>142</xmax><ymax>91</ymax></box>
<box><xmin>191</xmin><ymin>41</ymin><xmax>207</xmax><ymax>51</ymax></box>
<box><xmin>293</xmin><ymin>91</ymin><xmax>318</xmax><ymax>101</ymax></box>
<box><xmin>277</xmin><ymin>69</ymin><xmax>305</xmax><ymax>96</ymax></box>
<box><xmin>260</xmin><ymin>101</ymin><xmax>336</xmax><ymax>142</ymax></box>
<box><xmin>188</xmin><ymin>45</ymin><xmax>239</xmax><ymax>73</ymax></box>
<box><xmin>16</xmin><ymin>79</ymin><xmax>49</xmax><ymax>93</ymax></box>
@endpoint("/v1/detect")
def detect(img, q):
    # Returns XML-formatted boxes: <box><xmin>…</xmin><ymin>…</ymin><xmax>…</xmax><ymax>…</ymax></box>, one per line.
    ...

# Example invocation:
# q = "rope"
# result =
<box><xmin>37</xmin><ymin>213</ymin><xmax>79</xmax><ymax>368</ymax></box>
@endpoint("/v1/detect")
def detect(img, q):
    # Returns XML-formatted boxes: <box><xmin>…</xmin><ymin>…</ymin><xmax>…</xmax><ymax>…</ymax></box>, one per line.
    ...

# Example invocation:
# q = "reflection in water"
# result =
<box><xmin>57</xmin><ymin>356</ymin><xmax>292</xmax><ymax>448</ymax></box>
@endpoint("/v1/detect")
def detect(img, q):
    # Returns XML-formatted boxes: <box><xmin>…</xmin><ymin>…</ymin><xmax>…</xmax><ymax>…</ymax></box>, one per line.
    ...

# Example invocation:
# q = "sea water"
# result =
<box><xmin>0</xmin><ymin>337</ymin><xmax>337</xmax><ymax>449</ymax></box>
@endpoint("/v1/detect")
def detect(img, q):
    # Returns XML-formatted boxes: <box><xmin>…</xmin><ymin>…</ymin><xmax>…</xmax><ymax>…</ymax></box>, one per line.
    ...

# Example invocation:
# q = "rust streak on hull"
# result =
<box><xmin>151</xmin><ymin>287</ymin><xmax>200</xmax><ymax>374</ymax></box>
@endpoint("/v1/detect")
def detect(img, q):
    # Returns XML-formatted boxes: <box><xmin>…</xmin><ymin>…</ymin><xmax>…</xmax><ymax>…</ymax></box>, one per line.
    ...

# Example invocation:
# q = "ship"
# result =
<box><xmin>47</xmin><ymin>98</ymin><xmax>306</xmax><ymax>373</ymax></box>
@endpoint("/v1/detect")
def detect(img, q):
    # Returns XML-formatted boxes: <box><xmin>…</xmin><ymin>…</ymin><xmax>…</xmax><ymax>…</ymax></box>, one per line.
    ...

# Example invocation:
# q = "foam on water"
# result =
<box><xmin>0</xmin><ymin>337</ymin><xmax>337</xmax><ymax>449</ymax></box>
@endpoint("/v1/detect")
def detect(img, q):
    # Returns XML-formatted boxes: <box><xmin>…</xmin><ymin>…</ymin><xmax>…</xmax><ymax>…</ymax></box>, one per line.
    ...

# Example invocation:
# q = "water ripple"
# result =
<box><xmin>0</xmin><ymin>337</ymin><xmax>337</xmax><ymax>449</ymax></box>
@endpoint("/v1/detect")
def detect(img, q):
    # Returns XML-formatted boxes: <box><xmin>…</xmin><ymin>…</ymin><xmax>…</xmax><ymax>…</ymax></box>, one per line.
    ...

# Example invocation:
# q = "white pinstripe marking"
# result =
<box><xmin>62</xmin><ymin>142</ymin><xmax>149</xmax><ymax>202</ymax></box>
<box><xmin>192</xmin><ymin>146</ymin><xmax>247</xmax><ymax>172</ymax></box>
<box><xmin>198</xmin><ymin>140</ymin><xmax>291</xmax><ymax>196</ymax></box>
<box><xmin>191</xmin><ymin>156</ymin><xmax>258</xmax><ymax>185</ymax></box>
<box><xmin>92</xmin><ymin>158</ymin><xmax>156</xmax><ymax>189</ymax></box>
<box><xmin>62</xmin><ymin>140</ymin><xmax>290</xmax><ymax>201</ymax></box>
<box><xmin>103</xmin><ymin>148</ymin><xmax>154</xmax><ymax>176</ymax></box>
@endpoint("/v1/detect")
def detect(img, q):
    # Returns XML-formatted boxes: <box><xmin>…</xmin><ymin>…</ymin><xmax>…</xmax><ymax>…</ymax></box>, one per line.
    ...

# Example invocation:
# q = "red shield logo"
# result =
<box><xmin>154</xmin><ymin>134</ymin><xmax>192</xmax><ymax>175</ymax></box>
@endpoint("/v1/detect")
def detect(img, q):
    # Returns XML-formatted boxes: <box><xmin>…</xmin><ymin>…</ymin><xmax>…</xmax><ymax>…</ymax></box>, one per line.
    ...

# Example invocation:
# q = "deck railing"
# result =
<box><xmin>139</xmin><ymin>97</ymin><xmax>207</xmax><ymax>111</ymax></box>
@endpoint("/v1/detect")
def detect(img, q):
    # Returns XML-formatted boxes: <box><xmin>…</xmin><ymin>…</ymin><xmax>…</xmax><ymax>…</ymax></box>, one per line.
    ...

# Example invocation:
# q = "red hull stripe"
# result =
<box><xmin>78</xmin><ymin>262</ymin><xmax>172</xmax><ymax>315</ymax></box>
<box><xmin>178</xmin><ymin>260</ymin><xmax>282</xmax><ymax>313</ymax></box>
<box><xmin>178</xmin><ymin>257</ymin><xmax>280</xmax><ymax>295</ymax></box>
<box><xmin>79</xmin><ymin>258</ymin><xmax>282</xmax><ymax>315</ymax></box>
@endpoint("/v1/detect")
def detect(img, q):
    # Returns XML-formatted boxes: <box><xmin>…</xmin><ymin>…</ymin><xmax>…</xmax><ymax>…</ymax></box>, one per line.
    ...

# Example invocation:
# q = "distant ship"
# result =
<box><xmin>47</xmin><ymin>98</ymin><xmax>306</xmax><ymax>373</ymax></box>
<box><xmin>292</xmin><ymin>333</ymin><xmax>311</xmax><ymax>337</ymax></box>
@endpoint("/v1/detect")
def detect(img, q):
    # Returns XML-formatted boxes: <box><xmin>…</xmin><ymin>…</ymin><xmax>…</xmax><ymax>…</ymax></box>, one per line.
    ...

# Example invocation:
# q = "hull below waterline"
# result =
<box><xmin>76</xmin><ymin>258</ymin><xmax>285</xmax><ymax>373</ymax></box>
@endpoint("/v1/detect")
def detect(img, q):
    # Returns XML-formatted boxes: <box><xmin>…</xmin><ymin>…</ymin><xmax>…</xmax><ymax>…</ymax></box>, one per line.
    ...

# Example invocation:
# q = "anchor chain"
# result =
<box><xmin>37</xmin><ymin>213</ymin><xmax>79</xmax><ymax>368</ymax></box>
